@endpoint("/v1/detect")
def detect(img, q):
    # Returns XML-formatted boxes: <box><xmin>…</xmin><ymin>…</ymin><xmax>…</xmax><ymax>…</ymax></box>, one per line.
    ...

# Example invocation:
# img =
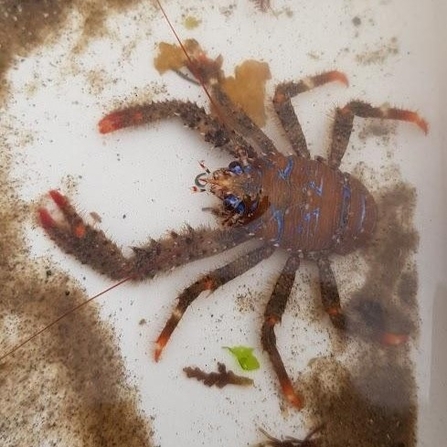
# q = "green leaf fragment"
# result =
<box><xmin>224</xmin><ymin>346</ymin><xmax>260</xmax><ymax>371</ymax></box>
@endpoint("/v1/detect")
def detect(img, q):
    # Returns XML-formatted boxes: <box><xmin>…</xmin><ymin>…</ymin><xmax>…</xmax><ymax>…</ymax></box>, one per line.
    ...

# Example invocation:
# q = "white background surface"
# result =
<box><xmin>3</xmin><ymin>0</ymin><xmax>446</xmax><ymax>445</ymax></box>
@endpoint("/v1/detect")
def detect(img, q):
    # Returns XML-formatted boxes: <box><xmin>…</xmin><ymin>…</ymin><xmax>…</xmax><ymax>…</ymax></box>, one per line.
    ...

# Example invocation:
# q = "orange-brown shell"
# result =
<box><xmin>247</xmin><ymin>154</ymin><xmax>377</xmax><ymax>255</ymax></box>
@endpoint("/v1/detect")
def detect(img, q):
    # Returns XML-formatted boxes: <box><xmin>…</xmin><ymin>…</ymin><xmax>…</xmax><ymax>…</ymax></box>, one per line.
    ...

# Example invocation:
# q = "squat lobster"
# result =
<box><xmin>38</xmin><ymin>43</ymin><xmax>427</xmax><ymax>409</ymax></box>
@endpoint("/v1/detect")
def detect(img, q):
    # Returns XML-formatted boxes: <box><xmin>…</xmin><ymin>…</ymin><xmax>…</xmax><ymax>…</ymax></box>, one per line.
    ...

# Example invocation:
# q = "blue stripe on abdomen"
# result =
<box><xmin>271</xmin><ymin>208</ymin><xmax>285</xmax><ymax>244</ymax></box>
<box><xmin>278</xmin><ymin>156</ymin><xmax>294</xmax><ymax>181</ymax></box>
<box><xmin>357</xmin><ymin>193</ymin><xmax>367</xmax><ymax>232</ymax></box>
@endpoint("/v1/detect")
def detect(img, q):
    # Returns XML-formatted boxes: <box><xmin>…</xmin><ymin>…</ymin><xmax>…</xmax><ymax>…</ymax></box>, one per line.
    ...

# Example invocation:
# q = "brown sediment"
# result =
<box><xmin>249</xmin><ymin>0</ymin><xmax>272</xmax><ymax>13</ymax></box>
<box><xmin>303</xmin><ymin>355</ymin><xmax>416</xmax><ymax>447</ymax></box>
<box><xmin>355</xmin><ymin>37</ymin><xmax>399</xmax><ymax>66</ymax></box>
<box><xmin>0</xmin><ymin>2</ymin><xmax>422</xmax><ymax>446</ymax></box>
<box><xmin>183</xmin><ymin>363</ymin><xmax>254</xmax><ymax>388</ymax></box>
<box><xmin>0</xmin><ymin>1</ymin><xmax>153</xmax><ymax>445</ymax></box>
<box><xmin>301</xmin><ymin>182</ymin><xmax>419</xmax><ymax>447</ymax></box>
<box><xmin>0</xmin><ymin>0</ymin><xmax>144</xmax><ymax>91</ymax></box>
<box><xmin>346</xmin><ymin>183</ymin><xmax>419</xmax><ymax>343</ymax></box>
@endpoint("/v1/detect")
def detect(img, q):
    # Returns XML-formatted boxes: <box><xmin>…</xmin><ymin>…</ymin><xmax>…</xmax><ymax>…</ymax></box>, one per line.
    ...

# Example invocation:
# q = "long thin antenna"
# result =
<box><xmin>0</xmin><ymin>276</ymin><xmax>132</xmax><ymax>363</ymax></box>
<box><xmin>1</xmin><ymin>0</ymin><xmax>226</xmax><ymax>364</ymax></box>
<box><xmin>154</xmin><ymin>0</ymin><xmax>218</xmax><ymax>109</ymax></box>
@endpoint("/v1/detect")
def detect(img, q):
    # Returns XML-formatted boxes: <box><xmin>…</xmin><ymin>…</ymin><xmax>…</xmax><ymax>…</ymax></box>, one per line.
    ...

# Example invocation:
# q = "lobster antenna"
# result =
<box><xmin>154</xmin><ymin>0</ymin><xmax>236</xmax><ymax>132</ymax></box>
<box><xmin>1</xmin><ymin>1</ymin><xmax>229</xmax><ymax>363</ymax></box>
<box><xmin>0</xmin><ymin>276</ymin><xmax>132</xmax><ymax>363</ymax></box>
<box><xmin>154</xmin><ymin>0</ymin><xmax>215</xmax><ymax>105</ymax></box>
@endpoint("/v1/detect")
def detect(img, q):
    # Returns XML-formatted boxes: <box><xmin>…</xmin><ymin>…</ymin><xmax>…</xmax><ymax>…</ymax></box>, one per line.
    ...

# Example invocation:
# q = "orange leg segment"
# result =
<box><xmin>273</xmin><ymin>70</ymin><xmax>349</xmax><ymax>158</ymax></box>
<box><xmin>154</xmin><ymin>245</ymin><xmax>274</xmax><ymax>361</ymax></box>
<box><xmin>261</xmin><ymin>255</ymin><xmax>303</xmax><ymax>409</ymax></box>
<box><xmin>329</xmin><ymin>100</ymin><xmax>428</xmax><ymax>169</ymax></box>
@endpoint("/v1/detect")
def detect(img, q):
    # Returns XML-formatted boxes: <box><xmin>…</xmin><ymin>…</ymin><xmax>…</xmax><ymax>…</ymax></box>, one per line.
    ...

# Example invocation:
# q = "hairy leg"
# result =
<box><xmin>273</xmin><ymin>71</ymin><xmax>348</xmax><ymax>158</ymax></box>
<box><xmin>155</xmin><ymin>245</ymin><xmax>275</xmax><ymax>360</ymax></box>
<box><xmin>98</xmin><ymin>99</ymin><xmax>255</xmax><ymax>159</ymax></box>
<box><xmin>328</xmin><ymin>100</ymin><xmax>428</xmax><ymax>169</ymax></box>
<box><xmin>317</xmin><ymin>256</ymin><xmax>410</xmax><ymax>346</ymax></box>
<box><xmin>261</xmin><ymin>255</ymin><xmax>303</xmax><ymax>409</ymax></box>
<box><xmin>210</xmin><ymin>85</ymin><xmax>281</xmax><ymax>160</ymax></box>
<box><xmin>39</xmin><ymin>190</ymin><xmax>250</xmax><ymax>281</ymax></box>
<box><xmin>316</xmin><ymin>256</ymin><xmax>345</xmax><ymax>330</ymax></box>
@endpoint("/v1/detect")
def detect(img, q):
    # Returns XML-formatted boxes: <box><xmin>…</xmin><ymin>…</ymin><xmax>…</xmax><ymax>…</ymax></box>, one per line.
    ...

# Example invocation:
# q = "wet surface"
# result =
<box><xmin>0</xmin><ymin>1</ymin><xmax>428</xmax><ymax>446</ymax></box>
<box><xmin>0</xmin><ymin>1</ymin><xmax>152</xmax><ymax>446</ymax></box>
<box><xmin>0</xmin><ymin>142</ymin><xmax>154</xmax><ymax>447</ymax></box>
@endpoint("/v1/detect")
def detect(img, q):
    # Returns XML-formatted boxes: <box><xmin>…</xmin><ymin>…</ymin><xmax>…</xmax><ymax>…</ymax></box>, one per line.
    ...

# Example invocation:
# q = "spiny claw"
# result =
<box><xmin>38</xmin><ymin>190</ymin><xmax>87</xmax><ymax>239</ymax></box>
<box><xmin>38</xmin><ymin>190</ymin><xmax>68</xmax><ymax>228</ymax></box>
<box><xmin>98</xmin><ymin>109</ymin><xmax>146</xmax><ymax>134</ymax></box>
<box><xmin>38</xmin><ymin>208</ymin><xmax>56</xmax><ymax>229</ymax></box>
<box><xmin>48</xmin><ymin>189</ymin><xmax>68</xmax><ymax>208</ymax></box>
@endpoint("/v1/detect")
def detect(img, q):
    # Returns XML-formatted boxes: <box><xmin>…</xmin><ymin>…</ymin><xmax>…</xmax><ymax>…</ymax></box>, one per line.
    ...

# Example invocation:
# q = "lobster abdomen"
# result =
<box><xmin>256</xmin><ymin>156</ymin><xmax>377</xmax><ymax>254</ymax></box>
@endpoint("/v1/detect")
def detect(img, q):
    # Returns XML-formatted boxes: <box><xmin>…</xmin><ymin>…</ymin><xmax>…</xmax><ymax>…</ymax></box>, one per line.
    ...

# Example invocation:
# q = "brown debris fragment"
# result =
<box><xmin>154</xmin><ymin>41</ymin><xmax>188</xmax><ymax>74</ymax></box>
<box><xmin>183</xmin><ymin>362</ymin><xmax>253</xmax><ymax>388</ymax></box>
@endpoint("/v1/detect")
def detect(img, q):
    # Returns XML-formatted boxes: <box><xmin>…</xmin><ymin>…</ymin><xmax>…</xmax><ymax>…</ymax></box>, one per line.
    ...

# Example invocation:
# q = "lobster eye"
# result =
<box><xmin>223</xmin><ymin>194</ymin><xmax>240</xmax><ymax>209</ymax></box>
<box><xmin>223</xmin><ymin>194</ymin><xmax>246</xmax><ymax>214</ymax></box>
<box><xmin>228</xmin><ymin>161</ymin><xmax>244</xmax><ymax>175</ymax></box>
<box><xmin>235</xmin><ymin>201</ymin><xmax>246</xmax><ymax>214</ymax></box>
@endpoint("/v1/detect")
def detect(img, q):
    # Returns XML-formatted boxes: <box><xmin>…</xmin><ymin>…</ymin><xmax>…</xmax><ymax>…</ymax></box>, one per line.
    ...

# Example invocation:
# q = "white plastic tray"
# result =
<box><xmin>2</xmin><ymin>1</ymin><xmax>446</xmax><ymax>446</ymax></box>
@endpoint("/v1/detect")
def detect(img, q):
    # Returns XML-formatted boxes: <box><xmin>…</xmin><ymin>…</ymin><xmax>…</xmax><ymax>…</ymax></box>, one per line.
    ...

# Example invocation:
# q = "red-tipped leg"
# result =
<box><xmin>261</xmin><ymin>256</ymin><xmax>304</xmax><ymax>409</ymax></box>
<box><xmin>38</xmin><ymin>207</ymin><xmax>57</xmax><ymax>229</ymax></box>
<box><xmin>262</xmin><ymin>316</ymin><xmax>304</xmax><ymax>410</ymax></box>
<box><xmin>317</xmin><ymin>257</ymin><xmax>346</xmax><ymax>330</ymax></box>
<box><xmin>37</xmin><ymin>190</ymin><xmax>130</xmax><ymax>280</ymax></box>
<box><xmin>329</xmin><ymin>101</ymin><xmax>428</xmax><ymax>169</ymax></box>
<box><xmin>379</xmin><ymin>331</ymin><xmax>409</xmax><ymax>346</ymax></box>
<box><xmin>48</xmin><ymin>189</ymin><xmax>68</xmax><ymax>207</ymax></box>
<box><xmin>98</xmin><ymin>109</ymin><xmax>147</xmax><ymax>134</ymax></box>
<box><xmin>154</xmin><ymin>246</ymin><xmax>274</xmax><ymax>362</ymax></box>
<box><xmin>338</xmin><ymin>102</ymin><xmax>429</xmax><ymax>134</ymax></box>
<box><xmin>153</xmin><ymin>278</ymin><xmax>214</xmax><ymax>362</ymax></box>
<box><xmin>38</xmin><ymin>190</ymin><xmax>86</xmax><ymax>239</ymax></box>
